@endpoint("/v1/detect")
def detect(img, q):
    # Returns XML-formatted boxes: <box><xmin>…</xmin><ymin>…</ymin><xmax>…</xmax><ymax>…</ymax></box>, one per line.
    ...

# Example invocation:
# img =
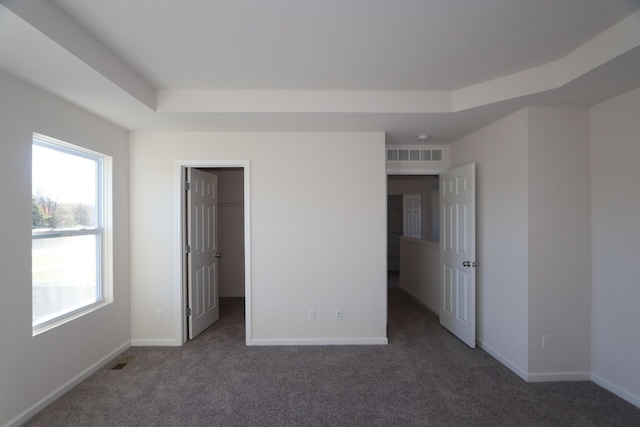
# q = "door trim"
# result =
<box><xmin>176</xmin><ymin>160</ymin><xmax>251</xmax><ymax>345</ymax></box>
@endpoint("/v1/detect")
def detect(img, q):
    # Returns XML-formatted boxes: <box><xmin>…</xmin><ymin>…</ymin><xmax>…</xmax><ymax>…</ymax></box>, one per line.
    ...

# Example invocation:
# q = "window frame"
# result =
<box><xmin>31</xmin><ymin>133</ymin><xmax>113</xmax><ymax>335</ymax></box>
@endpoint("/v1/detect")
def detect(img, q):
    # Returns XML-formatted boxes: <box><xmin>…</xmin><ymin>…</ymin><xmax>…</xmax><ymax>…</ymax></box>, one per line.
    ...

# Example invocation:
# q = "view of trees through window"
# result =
<box><xmin>32</xmin><ymin>191</ymin><xmax>95</xmax><ymax>230</ymax></box>
<box><xmin>32</xmin><ymin>135</ymin><xmax>104</xmax><ymax>331</ymax></box>
<box><xmin>32</xmin><ymin>141</ymin><xmax>97</xmax><ymax>231</ymax></box>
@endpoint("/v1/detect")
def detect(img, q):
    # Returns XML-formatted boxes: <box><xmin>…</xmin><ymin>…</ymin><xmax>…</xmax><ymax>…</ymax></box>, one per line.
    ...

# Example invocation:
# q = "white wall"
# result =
<box><xmin>450</xmin><ymin>109</ymin><xmax>530</xmax><ymax>376</ymax></box>
<box><xmin>527</xmin><ymin>108</ymin><xmax>591</xmax><ymax>378</ymax></box>
<box><xmin>129</xmin><ymin>132</ymin><xmax>388</xmax><ymax>345</ymax></box>
<box><xmin>215</xmin><ymin>169</ymin><xmax>245</xmax><ymax>297</ymax></box>
<box><xmin>398</xmin><ymin>238</ymin><xmax>439</xmax><ymax>314</ymax></box>
<box><xmin>450</xmin><ymin>103</ymin><xmax>638</xmax><ymax>394</ymax></box>
<box><xmin>0</xmin><ymin>70</ymin><xmax>130</xmax><ymax>426</ymax></box>
<box><xmin>590</xmin><ymin>87</ymin><xmax>640</xmax><ymax>406</ymax></box>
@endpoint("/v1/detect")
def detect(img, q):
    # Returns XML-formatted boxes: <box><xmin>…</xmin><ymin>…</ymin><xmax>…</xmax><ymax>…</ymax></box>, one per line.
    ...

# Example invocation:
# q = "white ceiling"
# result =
<box><xmin>1</xmin><ymin>0</ymin><xmax>640</xmax><ymax>144</ymax></box>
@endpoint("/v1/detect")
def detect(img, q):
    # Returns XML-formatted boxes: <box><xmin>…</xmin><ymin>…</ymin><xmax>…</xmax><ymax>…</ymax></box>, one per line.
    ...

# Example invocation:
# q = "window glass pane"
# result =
<box><xmin>398</xmin><ymin>150</ymin><xmax>409</xmax><ymax>161</ymax></box>
<box><xmin>432</xmin><ymin>150</ymin><xmax>443</xmax><ymax>161</ymax></box>
<box><xmin>32</xmin><ymin>144</ymin><xmax>97</xmax><ymax>230</ymax></box>
<box><xmin>409</xmin><ymin>150</ymin><xmax>420</xmax><ymax>161</ymax></box>
<box><xmin>32</xmin><ymin>135</ymin><xmax>107</xmax><ymax>332</ymax></box>
<box><xmin>32</xmin><ymin>234</ymin><xmax>99</xmax><ymax>325</ymax></box>
<box><xmin>387</xmin><ymin>150</ymin><xmax>398</xmax><ymax>161</ymax></box>
<box><xmin>421</xmin><ymin>150</ymin><xmax>431</xmax><ymax>161</ymax></box>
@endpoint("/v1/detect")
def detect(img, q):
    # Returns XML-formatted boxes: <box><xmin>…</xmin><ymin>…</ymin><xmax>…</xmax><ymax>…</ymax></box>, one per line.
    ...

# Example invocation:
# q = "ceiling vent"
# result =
<box><xmin>386</xmin><ymin>148</ymin><xmax>443</xmax><ymax>162</ymax></box>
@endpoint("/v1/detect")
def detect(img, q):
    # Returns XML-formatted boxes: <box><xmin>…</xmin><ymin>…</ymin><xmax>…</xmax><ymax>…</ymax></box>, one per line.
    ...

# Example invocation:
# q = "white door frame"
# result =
<box><xmin>176</xmin><ymin>160</ymin><xmax>252</xmax><ymax>345</ymax></box>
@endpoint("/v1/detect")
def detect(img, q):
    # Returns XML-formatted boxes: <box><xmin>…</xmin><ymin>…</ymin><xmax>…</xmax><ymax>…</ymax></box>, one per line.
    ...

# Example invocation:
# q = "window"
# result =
<box><xmin>32</xmin><ymin>134</ymin><xmax>112</xmax><ymax>334</ymax></box>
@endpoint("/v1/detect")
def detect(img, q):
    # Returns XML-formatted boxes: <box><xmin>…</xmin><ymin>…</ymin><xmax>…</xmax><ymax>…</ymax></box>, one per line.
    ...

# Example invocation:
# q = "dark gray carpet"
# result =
<box><xmin>24</xmin><ymin>289</ymin><xmax>640</xmax><ymax>426</ymax></box>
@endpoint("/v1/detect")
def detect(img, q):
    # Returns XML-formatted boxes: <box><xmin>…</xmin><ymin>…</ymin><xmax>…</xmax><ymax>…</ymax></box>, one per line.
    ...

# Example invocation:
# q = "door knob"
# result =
<box><xmin>215</xmin><ymin>253</ymin><xmax>221</xmax><ymax>259</ymax></box>
<box><xmin>462</xmin><ymin>261</ymin><xmax>471</xmax><ymax>267</ymax></box>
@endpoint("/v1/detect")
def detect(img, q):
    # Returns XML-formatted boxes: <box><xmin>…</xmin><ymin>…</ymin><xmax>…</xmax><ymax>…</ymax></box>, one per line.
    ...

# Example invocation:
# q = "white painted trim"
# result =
<box><xmin>386</xmin><ymin>168</ymin><xmax>447</xmax><ymax>175</ymax></box>
<box><xmin>175</xmin><ymin>160</ymin><xmax>252</xmax><ymax>346</ymax></box>
<box><xmin>478</xmin><ymin>341</ymin><xmax>640</xmax><ymax>409</ymax></box>
<box><xmin>526</xmin><ymin>372</ymin><xmax>591</xmax><ymax>382</ymax></box>
<box><xmin>591</xmin><ymin>373</ymin><xmax>640</xmax><ymax>409</ymax></box>
<box><xmin>398</xmin><ymin>285</ymin><xmax>439</xmax><ymax>315</ymax></box>
<box><xmin>242</xmin><ymin>165</ymin><xmax>252</xmax><ymax>346</ymax></box>
<box><xmin>479</xmin><ymin>341</ymin><xmax>595</xmax><ymax>384</ymax></box>
<box><xmin>478</xmin><ymin>340</ymin><xmax>529</xmax><ymax>382</ymax></box>
<box><xmin>251</xmin><ymin>337</ymin><xmax>389</xmax><ymax>346</ymax></box>
<box><xmin>130</xmin><ymin>339</ymin><xmax>181</xmax><ymax>347</ymax></box>
<box><xmin>176</xmin><ymin>164</ymin><xmax>188</xmax><ymax>345</ymax></box>
<box><xmin>5</xmin><ymin>341</ymin><xmax>130</xmax><ymax>427</ymax></box>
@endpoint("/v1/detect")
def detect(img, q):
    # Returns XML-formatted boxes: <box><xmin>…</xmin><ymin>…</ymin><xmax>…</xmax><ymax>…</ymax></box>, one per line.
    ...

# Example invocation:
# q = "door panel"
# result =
<box><xmin>443</xmin><ymin>264</ymin><xmax>454</xmax><ymax>314</ymax></box>
<box><xmin>187</xmin><ymin>168</ymin><xmax>219</xmax><ymax>339</ymax></box>
<box><xmin>456</xmin><ymin>270</ymin><xmax>468</xmax><ymax>322</ymax></box>
<box><xmin>402</xmin><ymin>194</ymin><xmax>421</xmax><ymax>239</ymax></box>
<box><xmin>440</xmin><ymin>163</ymin><xmax>476</xmax><ymax>348</ymax></box>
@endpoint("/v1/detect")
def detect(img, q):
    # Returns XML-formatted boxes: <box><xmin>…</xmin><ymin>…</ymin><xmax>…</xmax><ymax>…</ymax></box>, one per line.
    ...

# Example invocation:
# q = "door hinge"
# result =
<box><xmin>186</xmin><ymin>307</ymin><xmax>192</xmax><ymax>316</ymax></box>
<box><xmin>185</xmin><ymin>181</ymin><xmax>191</xmax><ymax>191</ymax></box>
<box><xmin>185</xmin><ymin>244</ymin><xmax>191</xmax><ymax>253</ymax></box>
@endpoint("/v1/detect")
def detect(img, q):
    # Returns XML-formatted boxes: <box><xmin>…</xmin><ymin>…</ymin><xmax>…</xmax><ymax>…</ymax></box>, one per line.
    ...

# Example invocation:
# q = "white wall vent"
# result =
<box><xmin>387</xmin><ymin>148</ymin><xmax>443</xmax><ymax>162</ymax></box>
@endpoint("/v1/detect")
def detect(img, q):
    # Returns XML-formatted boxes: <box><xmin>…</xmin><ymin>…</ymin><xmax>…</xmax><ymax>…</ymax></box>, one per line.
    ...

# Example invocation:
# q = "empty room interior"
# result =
<box><xmin>1</xmin><ymin>0</ymin><xmax>640</xmax><ymax>425</ymax></box>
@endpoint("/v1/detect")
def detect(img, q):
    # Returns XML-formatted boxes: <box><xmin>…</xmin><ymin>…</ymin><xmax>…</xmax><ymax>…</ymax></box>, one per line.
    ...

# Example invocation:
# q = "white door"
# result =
<box><xmin>403</xmin><ymin>194</ymin><xmax>422</xmax><ymax>239</ymax></box>
<box><xmin>187</xmin><ymin>168</ymin><xmax>220</xmax><ymax>339</ymax></box>
<box><xmin>439</xmin><ymin>163</ymin><xmax>476</xmax><ymax>348</ymax></box>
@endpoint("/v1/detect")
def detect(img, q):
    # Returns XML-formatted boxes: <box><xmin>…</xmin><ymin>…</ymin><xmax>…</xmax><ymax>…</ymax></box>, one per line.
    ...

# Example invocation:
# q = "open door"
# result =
<box><xmin>187</xmin><ymin>168</ymin><xmax>220</xmax><ymax>339</ymax></box>
<box><xmin>439</xmin><ymin>163</ymin><xmax>476</xmax><ymax>348</ymax></box>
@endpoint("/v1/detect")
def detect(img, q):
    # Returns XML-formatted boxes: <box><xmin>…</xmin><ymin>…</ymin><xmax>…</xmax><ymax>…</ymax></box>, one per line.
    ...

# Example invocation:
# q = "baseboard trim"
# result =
<box><xmin>592</xmin><ymin>373</ymin><xmax>640</xmax><ymax>409</ymax></box>
<box><xmin>131</xmin><ymin>338</ymin><xmax>182</xmax><ymax>347</ymax></box>
<box><xmin>250</xmin><ymin>337</ymin><xmax>388</xmax><ymax>346</ymax></box>
<box><xmin>477</xmin><ymin>340</ymin><xmax>528</xmax><ymax>381</ymax></box>
<box><xmin>478</xmin><ymin>341</ymin><xmax>592</xmax><ymax>383</ymax></box>
<box><xmin>398</xmin><ymin>285</ymin><xmax>439</xmax><ymax>315</ymax></box>
<box><xmin>5</xmin><ymin>340</ymin><xmax>130</xmax><ymax>427</ymax></box>
<box><xmin>526</xmin><ymin>372</ymin><xmax>591</xmax><ymax>382</ymax></box>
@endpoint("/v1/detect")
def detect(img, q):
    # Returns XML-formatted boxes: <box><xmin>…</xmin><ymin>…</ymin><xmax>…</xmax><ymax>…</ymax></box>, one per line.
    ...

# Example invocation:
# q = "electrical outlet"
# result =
<box><xmin>335</xmin><ymin>308</ymin><xmax>343</xmax><ymax>320</ymax></box>
<box><xmin>542</xmin><ymin>334</ymin><xmax>551</xmax><ymax>349</ymax></box>
<box><xmin>157</xmin><ymin>309</ymin><xmax>164</xmax><ymax>321</ymax></box>
<box><xmin>307</xmin><ymin>309</ymin><xmax>316</xmax><ymax>321</ymax></box>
